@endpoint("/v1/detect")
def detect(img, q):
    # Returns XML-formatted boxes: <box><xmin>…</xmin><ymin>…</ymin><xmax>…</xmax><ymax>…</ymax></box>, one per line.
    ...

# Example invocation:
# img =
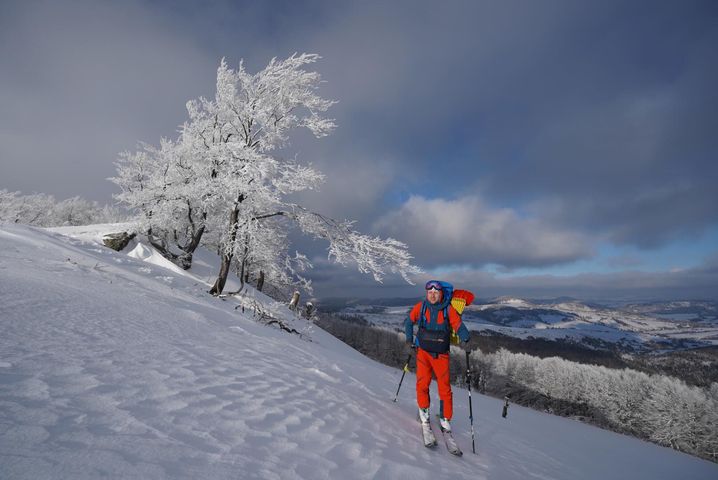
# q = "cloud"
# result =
<box><xmin>528</xmin><ymin>180</ymin><xmax>718</xmax><ymax>249</ymax></box>
<box><xmin>447</xmin><ymin>262</ymin><xmax>718</xmax><ymax>303</ymax></box>
<box><xmin>287</xmin><ymin>147</ymin><xmax>401</xmax><ymax>223</ymax></box>
<box><xmin>307</xmin><ymin>251</ymin><xmax>718</xmax><ymax>302</ymax></box>
<box><xmin>287</xmin><ymin>0</ymin><xmax>718</xmax><ymax>253</ymax></box>
<box><xmin>374</xmin><ymin>195</ymin><xmax>593</xmax><ymax>269</ymax></box>
<box><xmin>466</xmin><ymin>2</ymin><xmax>718</xmax><ymax>248</ymax></box>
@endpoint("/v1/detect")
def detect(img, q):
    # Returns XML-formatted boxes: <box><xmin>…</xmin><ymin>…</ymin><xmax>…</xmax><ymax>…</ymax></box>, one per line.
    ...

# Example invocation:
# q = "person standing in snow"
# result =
<box><xmin>404</xmin><ymin>280</ymin><xmax>471</xmax><ymax>434</ymax></box>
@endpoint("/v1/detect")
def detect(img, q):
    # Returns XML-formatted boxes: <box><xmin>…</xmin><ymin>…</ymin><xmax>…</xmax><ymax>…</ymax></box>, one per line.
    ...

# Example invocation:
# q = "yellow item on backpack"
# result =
<box><xmin>451</xmin><ymin>297</ymin><xmax>467</xmax><ymax>315</ymax></box>
<box><xmin>450</xmin><ymin>290</ymin><xmax>475</xmax><ymax>344</ymax></box>
<box><xmin>450</xmin><ymin>298</ymin><xmax>466</xmax><ymax>344</ymax></box>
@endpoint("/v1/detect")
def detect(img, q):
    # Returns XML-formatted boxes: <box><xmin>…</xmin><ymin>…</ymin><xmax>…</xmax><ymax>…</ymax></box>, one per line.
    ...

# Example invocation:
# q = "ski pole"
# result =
<box><xmin>393</xmin><ymin>351</ymin><xmax>413</xmax><ymax>402</ymax></box>
<box><xmin>466</xmin><ymin>349</ymin><xmax>476</xmax><ymax>454</ymax></box>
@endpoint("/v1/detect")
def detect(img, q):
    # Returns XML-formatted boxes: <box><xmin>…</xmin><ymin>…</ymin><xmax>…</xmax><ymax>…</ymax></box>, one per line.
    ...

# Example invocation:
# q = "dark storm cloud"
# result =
<box><xmin>289</xmin><ymin>0</ymin><xmax>718</xmax><ymax>258</ymax></box>
<box><xmin>465</xmin><ymin>1</ymin><xmax>718</xmax><ymax>248</ymax></box>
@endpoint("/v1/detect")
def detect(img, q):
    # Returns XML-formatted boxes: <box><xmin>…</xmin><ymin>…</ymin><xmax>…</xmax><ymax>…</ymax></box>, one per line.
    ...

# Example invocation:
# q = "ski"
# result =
<box><xmin>420</xmin><ymin>420</ymin><xmax>438</xmax><ymax>448</ymax></box>
<box><xmin>436</xmin><ymin>415</ymin><xmax>463</xmax><ymax>456</ymax></box>
<box><xmin>440</xmin><ymin>428</ymin><xmax>463</xmax><ymax>456</ymax></box>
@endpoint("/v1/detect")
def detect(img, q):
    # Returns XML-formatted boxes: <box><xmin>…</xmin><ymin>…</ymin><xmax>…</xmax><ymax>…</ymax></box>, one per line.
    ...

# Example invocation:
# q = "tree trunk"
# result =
<box><xmin>176</xmin><ymin>252</ymin><xmax>193</xmax><ymax>270</ymax></box>
<box><xmin>226</xmin><ymin>237</ymin><xmax>250</xmax><ymax>295</ymax></box>
<box><xmin>237</xmin><ymin>258</ymin><xmax>246</xmax><ymax>293</ymax></box>
<box><xmin>209</xmin><ymin>251</ymin><xmax>233</xmax><ymax>295</ymax></box>
<box><xmin>147</xmin><ymin>230</ymin><xmax>180</xmax><ymax>263</ymax></box>
<box><xmin>256</xmin><ymin>270</ymin><xmax>265</xmax><ymax>291</ymax></box>
<box><xmin>176</xmin><ymin>224</ymin><xmax>206</xmax><ymax>270</ymax></box>
<box><xmin>209</xmin><ymin>205</ymin><xmax>240</xmax><ymax>296</ymax></box>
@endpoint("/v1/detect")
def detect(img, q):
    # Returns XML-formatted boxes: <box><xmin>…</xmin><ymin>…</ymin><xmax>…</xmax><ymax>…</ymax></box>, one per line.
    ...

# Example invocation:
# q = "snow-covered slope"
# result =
<box><xmin>1</xmin><ymin>224</ymin><xmax>716</xmax><ymax>479</ymax></box>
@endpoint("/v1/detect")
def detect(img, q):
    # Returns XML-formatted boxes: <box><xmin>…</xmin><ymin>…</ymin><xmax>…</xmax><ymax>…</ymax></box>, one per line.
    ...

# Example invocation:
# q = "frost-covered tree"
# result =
<box><xmin>112</xmin><ymin>137</ymin><xmax>210</xmax><ymax>269</ymax></box>
<box><xmin>0</xmin><ymin>190</ymin><xmax>125</xmax><ymax>227</ymax></box>
<box><xmin>0</xmin><ymin>190</ymin><xmax>54</xmax><ymax>226</ymax></box>
<box><xmin>54</xmin><ymin>197</ymin><xmax>101</xmax><ymax>226</ymax></box>
<box><xmin>222</xmin><ymin>215</ymin><xmax>313</xmax><ymax>294</ymax></box>
<box><xmin>113</xmin><ymin>53</ymin><xmax>421</xmax><ymax>295</ymax></box>
<box><xmin>484</xmin><ymin>347</ymin><xmax>717</xmax><ymax>460</ymax></box>
<box><xmin>643</xmin><ymin>375</ymin><xmax>715</xmax><ymax>453</ymax></box>
<box><xmin>0</xmin><ymin>190</ymin><xmax>19</xmax><ymax>223</ymax></box>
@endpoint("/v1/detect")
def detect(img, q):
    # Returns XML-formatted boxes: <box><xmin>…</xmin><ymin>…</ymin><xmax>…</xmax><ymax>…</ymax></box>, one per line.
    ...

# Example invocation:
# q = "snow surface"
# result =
<box><xmin>1</xmin><ymin>224</ymin><xmax>716</xmax><ymax>479</ymax></box>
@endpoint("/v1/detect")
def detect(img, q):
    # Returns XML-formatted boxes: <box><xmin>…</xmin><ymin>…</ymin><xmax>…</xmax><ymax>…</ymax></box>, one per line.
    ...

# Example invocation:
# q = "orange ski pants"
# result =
<box><xmin>415</xmin><ymin>347</ymin><xmax>453</xmax><ymax>420</ymax></box>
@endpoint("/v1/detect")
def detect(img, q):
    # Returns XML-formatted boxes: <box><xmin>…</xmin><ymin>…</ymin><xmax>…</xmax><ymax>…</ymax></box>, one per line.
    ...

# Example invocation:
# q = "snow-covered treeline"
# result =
<box><xmin>111</xmin><ymin>53</ymin><xmax>419</xmax><ymax>295</ymax></box>
<box><xmin>479</xmin><ymin>348</ymin><xmax>718</xmax><ymax>461</ymax></box>
<box><xmin>0</xmin><ymin>189</ymin><xmax>126</xmax><ymax>227</ymax></box>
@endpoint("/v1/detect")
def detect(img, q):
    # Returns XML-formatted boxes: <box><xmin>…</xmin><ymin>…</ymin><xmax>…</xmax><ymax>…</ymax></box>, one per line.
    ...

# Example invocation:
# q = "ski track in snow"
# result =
<box><xmin>1</xmin><ymin>224</ymin><xmax>717</xmax><ymax>480</ymax></box>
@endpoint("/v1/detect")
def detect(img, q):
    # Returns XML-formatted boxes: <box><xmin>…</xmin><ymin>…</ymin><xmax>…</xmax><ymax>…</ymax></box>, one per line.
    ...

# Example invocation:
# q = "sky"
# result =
<box><xmin>1</xmin><ymin>0</ymin><xmax>717</xmax><ymax>302</ymax></box>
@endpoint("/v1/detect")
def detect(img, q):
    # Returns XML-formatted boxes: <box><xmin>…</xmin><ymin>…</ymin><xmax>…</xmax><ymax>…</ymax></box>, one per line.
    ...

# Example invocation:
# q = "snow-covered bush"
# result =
<box><xmin>481</xmin><ymin>347</ymin><xmax>717</xmax><ymax>461</ymax></box>
<box><xmin>0</xmin><ymin>190</ymin><xmax>127</xmax><ymax>226</ymax></box>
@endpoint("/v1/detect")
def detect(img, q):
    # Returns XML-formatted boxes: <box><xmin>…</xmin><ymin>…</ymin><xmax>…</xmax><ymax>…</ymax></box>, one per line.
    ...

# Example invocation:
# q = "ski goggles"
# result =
<box><xmin>425</xmin><ymin>280</ymin><xmax>443</xmax><ymax>291</ymax></box>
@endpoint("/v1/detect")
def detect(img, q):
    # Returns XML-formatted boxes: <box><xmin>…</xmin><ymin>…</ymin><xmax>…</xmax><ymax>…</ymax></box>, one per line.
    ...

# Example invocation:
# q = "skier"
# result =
<box><xmin>405</xmin><ymin>280</ymin><xmax>471</xmax><ymax>452</ymax></box>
